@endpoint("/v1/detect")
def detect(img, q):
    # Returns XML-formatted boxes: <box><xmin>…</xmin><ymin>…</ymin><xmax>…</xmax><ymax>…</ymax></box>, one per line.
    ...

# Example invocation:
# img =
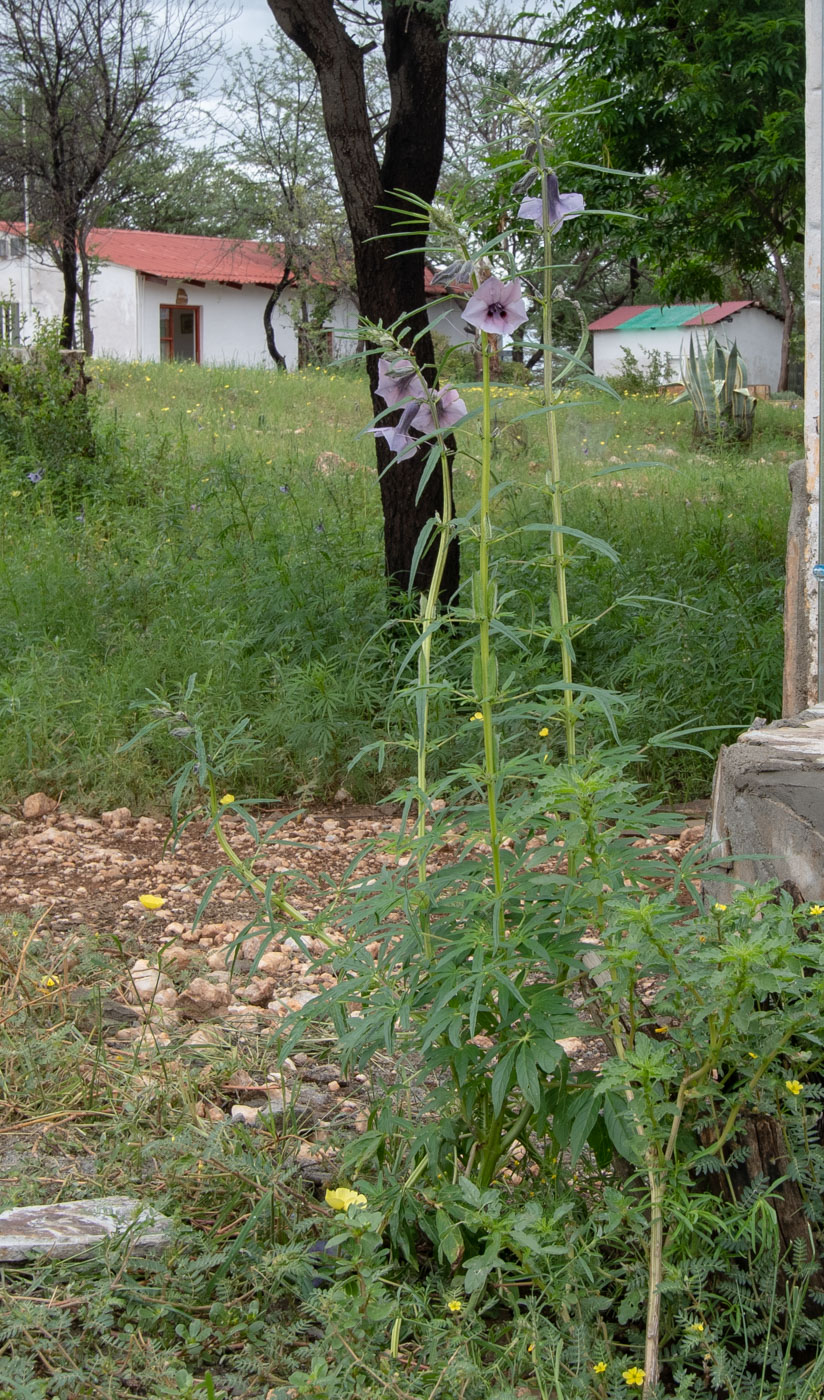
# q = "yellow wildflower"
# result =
<box><xmin>539</xmin><ymin>726</ymin><xmax>549</xmax><ymax>737</ymax></box>
<box><xmin>219</xmin><ymin>794</ymin><xmax>235</xmax><ymax>805</ymax></box>
<box><xmin>622</xmin><ymin>1368</ymin><xmax>645</xmax><ymax>1387</ymax></box>
<box><xmin>139</xmin><ymin>894</ymin><xmax>165</xmax><ymax>911</ymax></box>
<box><xmin>687</xmin><ymin>1321</ymin><xmax>704</xmax><ymax>1332</ymax></box>
<box><xmin>325</xmin><ymin>1187</ymin><xmax>367</xmax><ymax>1211</ymax></box>
<box><xmin>593</xmin><ymin>1360</ymin><xmax>607</xmax><ymax>1374</ymax></box>
<box><xmin>713</xmin><ymin>903</ymin><xmax>727</xmax><ymax>913</ymax></box>
<box><xmin>785</xmin><ymin>1080</ymin><xmax>803</xmax><ymax>1096</ymax></box>
<box><xmin>447</xmin><ymin>1300</ymin><xmax>462</xmax><ymax>1313</ymax></box>
<box><xmin>470</xmin><ymin>711</ymin><xmax>484</xmax><ymax>721</ymax></box>
<box><xmin>40</xmin><ymin>975</ymin><xmax>58</xmax><ymax>990</ymax></box>
<box><xmin>809</xmin><ymin>905</ymin><xmax>824</xmax><ymax>917</ymax></box>
<box><xmin>654</xmin><ymin>1026</ymin><xmax>668</xmax><ymax>1035</ymax></box>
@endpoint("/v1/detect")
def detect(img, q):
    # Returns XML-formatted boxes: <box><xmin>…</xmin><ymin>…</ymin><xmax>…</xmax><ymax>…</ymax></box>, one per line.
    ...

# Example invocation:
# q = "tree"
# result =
<box><xmin>98</xmin><ymin>143</ymin><xmax>272</xmax><ymax>240</ymax></box>
<box><xmin>218</xmin><ymin>37</ymin><xmax>352</xmax><ymax>369</ymax></box>
<box><xmin>551</xmin><ymin>0</ymin><xmax>804</xmax><ymax>387</ymax></box>
<box><xmin>265</xmin><ymin>0</ymin><xmax>458</xmax><ymax>599</ymax></box>
<box><xmin>0</xmin><ymin>0</ymin><xmax>223</xmax><ymax>350</ymax></box>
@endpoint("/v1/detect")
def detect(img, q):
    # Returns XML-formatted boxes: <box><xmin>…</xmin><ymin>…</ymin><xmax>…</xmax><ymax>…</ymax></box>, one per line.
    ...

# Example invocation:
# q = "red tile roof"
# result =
<box><xmin>87</xmin><ymin>228</ymin><xmax>292</xmax><ymax>287</ymax></box>
<box><xmin>589</xmin><ymin>301</ymin><xmax>756</xmax><ymax>332</ymax></box>
<box><xmin>680</xmin><ymin>300</ymin><xmax>753</xmax><ymax>325</ymax></box>
<box><xmin>588</xmin><ymin>305</ymin><xmax>655</xmax><ymax>331</ymax></box>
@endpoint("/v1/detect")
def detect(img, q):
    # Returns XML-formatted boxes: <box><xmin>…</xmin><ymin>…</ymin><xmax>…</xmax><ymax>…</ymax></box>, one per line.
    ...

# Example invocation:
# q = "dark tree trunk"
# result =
<box><xmin>60</xmin><ymin>219</ymin><xmax>79</xmax><ymax>349</ymax></box>
<box><xmin>266</xmin><ymin>0</ymin><xmax>459</xmax><ymax>602</ymax></box>
<box><xmin>263</xmin><ymin>281</ymin><xmax>289</xmax><ymax>370</ymax></box>
<box><xmin>78</xmin><ymin>239</ymin><xmax>94</xmax><ymax>355</ymax></box>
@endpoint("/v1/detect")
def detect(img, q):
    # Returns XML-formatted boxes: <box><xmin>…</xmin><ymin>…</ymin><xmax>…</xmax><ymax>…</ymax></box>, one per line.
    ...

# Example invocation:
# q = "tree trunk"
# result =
<box><xmin>59</xmin><ymin>219</ymin><xmax>79</xmax><ymax>350</ymax></box>
<box><xmin>78</xmin><ymin>239</ymin><xmax>94</xmax><ymax>355</ymax></box>
<box><xmin>770</xmin><ymin>245</ymin><xmax>795</xmax><ymax>393</ymax></box>
<box><xmin>263</xmin><ymin>281</ymin><xmax>289</xmax><ymax>369</ymax></box>
<box><xmin>267</xmin><ymin>0</ymin><xmax>459</xmax><ymax>602</ymax></box>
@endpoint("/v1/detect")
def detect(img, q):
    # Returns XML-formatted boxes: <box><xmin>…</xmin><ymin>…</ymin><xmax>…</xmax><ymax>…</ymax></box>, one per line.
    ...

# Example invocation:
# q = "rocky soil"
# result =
<box><xmin>0</xmin><ymin>791</ymin><xmax>709</xmax><ymax>1162</ymax></box>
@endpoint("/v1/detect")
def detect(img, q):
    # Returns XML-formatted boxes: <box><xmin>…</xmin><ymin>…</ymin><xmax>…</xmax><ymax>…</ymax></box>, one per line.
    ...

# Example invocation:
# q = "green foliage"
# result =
<box><xmin>551</xmin><ymin>0</ymin><xmax>804</xmax><ymax>298</ymax></box>
<box><xmin>0</xmin><ymin>321</ymin><xmax>96</xmax><ymax>487</ymax></box>
<box><xmin>610</xmin><ymin>346</ymin><xmax>676</xmax><ymax>395</ymax></box>
<box><xmin>0</xmin><ymin>361</ymin><xmax>795</xmax><ymax>808</ymax></box>
<box><xmin>674</xmin><ymin>334</ymin><xmax>756</xmax><ymax>446</ymax></box>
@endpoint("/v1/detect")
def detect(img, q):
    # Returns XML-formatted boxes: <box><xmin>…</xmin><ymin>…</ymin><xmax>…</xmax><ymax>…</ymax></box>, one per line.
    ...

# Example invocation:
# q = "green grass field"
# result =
<box><xmin>0</xmin><ymin>357</ymin><xmax>800</xmax><ymax>810</ymax></box>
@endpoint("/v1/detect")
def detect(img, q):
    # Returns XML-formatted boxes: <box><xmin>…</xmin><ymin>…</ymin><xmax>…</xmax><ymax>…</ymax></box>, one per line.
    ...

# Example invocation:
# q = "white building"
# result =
<box><xmin>0</xmin><ymin>227</ymin><xmax>469</xmax><ymax>369</ymax></box>
<box><xmin>589</xmin><ymin>301</ymin><xmax>785</xmax><ymax>392</ymax></box>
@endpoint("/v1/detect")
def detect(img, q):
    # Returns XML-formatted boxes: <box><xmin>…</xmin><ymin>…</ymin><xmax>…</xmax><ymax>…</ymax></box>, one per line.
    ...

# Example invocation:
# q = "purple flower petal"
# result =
<box><xmin>371</xmin><ymin>399</ymin><xmax>419</xmax><ymax>460</ymax></box>
<box><xmin>517</xmin><ymin>196</ymin><xmax>543</xmax><ymax>224</ymax></box>
<box><xmin>376</xmin><ymin>355</ymin><xmax>426</xmax><ymax>407</ymax></box>
<box><xmin>463</xmin><ymin>277</ymin><xmax>528</xmax><ymax>335</ymax></box>
<box><xmin>518</xmin><ymin>175</ymin><xmax>585</xmax><ymax>232</ymax></box>
<box><xmin>412</xmin><ymin>385</ymin><xmax>468</xmax><ymax>434</ymax></box>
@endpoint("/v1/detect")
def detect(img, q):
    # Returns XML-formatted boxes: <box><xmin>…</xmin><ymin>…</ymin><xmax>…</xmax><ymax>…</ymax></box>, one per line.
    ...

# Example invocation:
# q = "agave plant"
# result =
<box><xmin>674</xmin><ymin>333</ymin><xmax>756</xmax><ymax>446</ymax></box>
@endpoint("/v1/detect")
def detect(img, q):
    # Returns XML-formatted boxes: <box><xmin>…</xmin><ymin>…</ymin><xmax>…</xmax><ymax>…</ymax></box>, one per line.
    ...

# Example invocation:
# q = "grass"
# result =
<box><xmin>0</xmin><ymin>357</ymin><xmax>800</xmax><ymax>811</ymax></box>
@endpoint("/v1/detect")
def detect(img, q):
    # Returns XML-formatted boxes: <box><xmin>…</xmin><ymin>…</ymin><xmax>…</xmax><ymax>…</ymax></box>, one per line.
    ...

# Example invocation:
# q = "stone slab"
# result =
<box><xmin>707</xmin><ymin>707</ymin><xmax>824</xmax><ymax>905</ymax></box>
<box><xmin>0</xmin><ymin>1196</ymin><xmax>173</xmax><ymax>1262</ymax></box>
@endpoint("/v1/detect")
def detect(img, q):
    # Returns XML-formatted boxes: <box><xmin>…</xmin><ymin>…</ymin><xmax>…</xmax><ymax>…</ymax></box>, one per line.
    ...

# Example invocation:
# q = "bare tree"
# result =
<box><xmin>265</xmin><ymin>0</ymin><xmax>458</xmax><ymax>600</ymax></box>
<box><xmin>0</xmin><ymin>0</ymin><xmax>225</xmax><ymax>349</ymax></box>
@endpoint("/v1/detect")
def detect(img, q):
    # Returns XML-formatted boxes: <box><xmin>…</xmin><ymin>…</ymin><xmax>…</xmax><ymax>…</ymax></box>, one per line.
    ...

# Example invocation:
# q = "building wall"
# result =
<box><xmin>706</xmin><ymin>309</ymin><xmax>783</xmax><ymax>390</ymax></box>
<box><xmin>593</xmin><ymin>326</ymin><xmax>685</xmax><ymax>382</ymax></box>
<box><xmin>138</xmin><ymin>277</ymin><xmax>299</xmax><ymax>367</ymax></box>
<box><xmin>0</xmin><ymin>245</ymin><xmax>66</xmax><ymax>333</ymax></box>
<box><xmin>593</xmin><ymin>312</ymin><xmax>784</xmax><ymax>391</ymax></box>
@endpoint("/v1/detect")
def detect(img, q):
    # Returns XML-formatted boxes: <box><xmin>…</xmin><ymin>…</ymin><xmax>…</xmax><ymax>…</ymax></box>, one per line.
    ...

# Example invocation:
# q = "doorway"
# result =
<box><xmin>160</xmin><ymin>305</ymin><xmax>200</xmax><ymax>362</ymax></box>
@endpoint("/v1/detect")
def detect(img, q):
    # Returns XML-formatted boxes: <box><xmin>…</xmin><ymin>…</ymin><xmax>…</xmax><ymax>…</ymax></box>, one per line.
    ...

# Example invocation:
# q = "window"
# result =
<box><xmin>0</xmin><ymin>300</ymin><xmax>20</xmax><ymax>346</ymax></box>
<box><xmin>0</xmin><ymin>236</ymin><xmax>23</xmax><ymax>259</ymax></box>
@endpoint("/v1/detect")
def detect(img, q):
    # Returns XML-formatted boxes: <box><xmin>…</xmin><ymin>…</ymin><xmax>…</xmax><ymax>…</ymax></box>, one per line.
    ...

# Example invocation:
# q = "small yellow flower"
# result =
<box><xmin>622</xmin><ymin>1367</ymin><xmax>645</xmax><ymax>1387</ymax></box>
<box><xmin>592</xmin><ymin>1360</ymin><xmax>607</xmax><ymax>1374</ymax></box>
<box><xmin>713</xmin><ymin>903</ymin><xmax>727</xmax><ymax>913</ymax></box>
<box><xmin>654</xmin><ymin>1026</ymin><xmax>668</xmax><ymax>1034</ymax></box>
<box><xmin>687</xmin><ymin>1321</ymin><xmax>704</xmax><ymax>1332</ymax></box>
<box><xmin>139</xmin><ymin>894</ymin><xmax>165</xmax><ymax>911</ymax></box>
<box><xmin>539</xmin><ymin>726</ymin><xmax>549</xmax><ymax>737</ymax></box>
<box><xmin>470</xmin><ymin>711</ymin><xmax>484</xmax><ymax>721</ymax></box>
<box><xmin>809</xmin><ymin>905</ymin><xmax>824</xmax><ymax>917</ymax></box>
<box><xmin>219</xmin><ymin>794</ymin><xmax>235</xmax><ymax>805</ymax></box>
<box><xmin>325</xmin><ymin>1187</ymin><xmax>367</xmax><ymax>1211</ymax></box>
<box><xmin>447</xmin><ymin>1300</ymin><xmax>462</xmax><ymax>1313</ymax></box>
<box><xmin>785</xmin><ymin>1080</ymin><xmax>803</xmax><ymax>1096</ymax></box>
<box><xmin>748</xmin><ymin>1052</ymin><xmax>757</xmax><ymax>1059</ymax></box>
<box><xmin>40</xmin><ymin>975</ymin><xmax>58</xmax><ymax>990</ymax></box>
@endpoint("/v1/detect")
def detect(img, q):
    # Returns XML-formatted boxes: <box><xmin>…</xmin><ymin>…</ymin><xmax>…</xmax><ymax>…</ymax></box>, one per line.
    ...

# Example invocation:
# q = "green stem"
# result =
<box><xmin>537</xmin><ymin>141</ymin><xmax>575</xmax><ymax>761</ymax></box>
<box><xmin>478</xmin><ymin>332</ymin><xmax>503</xmax><ymax>899</ymax></box>
<box><xmin>205</xmin><ymin>773</ymin><xmax>333</xmax><ymax>941</ymax></box>
<box><xmin>415</xmin><ymin>446</ymin><xmax>454</xmax><ymax>959</ymax></box>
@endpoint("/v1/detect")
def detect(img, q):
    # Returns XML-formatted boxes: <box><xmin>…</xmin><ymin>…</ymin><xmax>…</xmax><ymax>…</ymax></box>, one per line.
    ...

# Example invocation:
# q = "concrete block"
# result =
<box><xmin>707</xmin><ymin>707</ymin><xmax>824</xmax><ymax>905</ymax></box>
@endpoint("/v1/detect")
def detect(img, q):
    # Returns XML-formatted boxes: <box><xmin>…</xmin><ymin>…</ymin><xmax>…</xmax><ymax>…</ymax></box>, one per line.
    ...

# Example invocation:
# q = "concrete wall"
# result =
<box><xmin>593</xmin><ymin>312</ymin><xmax>784</xmax><ymax>390</ymax></box>
<box><xmin>593</xmin><ymin>326</ymin><xmax>684</xmax><ymax>382</ymax></box>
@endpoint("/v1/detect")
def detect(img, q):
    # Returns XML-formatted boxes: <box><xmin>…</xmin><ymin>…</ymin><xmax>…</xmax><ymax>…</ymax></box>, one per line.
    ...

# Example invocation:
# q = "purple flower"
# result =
<box><xmin>27</xmin><ymin>470</ymin><xmax>44</xmax><ymax>483</ymax></box>
<box><xmin>463</xmin><ymin>277</ymin><xmax>528</xmax><ymax>335</ymax></box>
<box><xmin>376</xmin><ymin>355</ymin><xmax>426</xmax><ymax>408</ymax></box>
<box><xmin>519</xmin><ymin>173</ymin><xmax>585</xmax><ymax>232</ymax></box>
<box><xmin>412</xmin><ymin>385</ymin><xmax>467</xmax><ymax>434</ymax></box>
<box><xmin>371</xmin><ymin>399</ymin><xmax>419</xmax><ymax>460</ymax></box>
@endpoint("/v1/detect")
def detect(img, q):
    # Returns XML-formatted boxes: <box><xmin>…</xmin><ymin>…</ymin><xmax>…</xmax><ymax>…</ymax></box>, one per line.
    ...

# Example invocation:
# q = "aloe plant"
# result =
<box><xmin>674</xmin><ymin>333</ymin><xmax>756</xmax><ymax>445</ymax></box>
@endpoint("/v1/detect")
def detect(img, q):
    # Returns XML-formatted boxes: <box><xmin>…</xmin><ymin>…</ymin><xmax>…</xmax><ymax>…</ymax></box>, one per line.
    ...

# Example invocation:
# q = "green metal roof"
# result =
<box><xmin>620</xmin><ymin>304</ymin><xmax>715</xmax><ymax>330</ymax></box>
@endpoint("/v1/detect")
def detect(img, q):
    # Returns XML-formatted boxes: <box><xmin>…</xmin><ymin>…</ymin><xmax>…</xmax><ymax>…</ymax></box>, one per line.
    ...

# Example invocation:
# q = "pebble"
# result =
<box><xmin>231</xmin><ymin>1104</ymin><xmax>259</xmax><ymax>1125</ymax></box>
<box><xmin>22</xmin><ymin>792</ymin><xmax>57</xmax><ymax>819</ymax></box>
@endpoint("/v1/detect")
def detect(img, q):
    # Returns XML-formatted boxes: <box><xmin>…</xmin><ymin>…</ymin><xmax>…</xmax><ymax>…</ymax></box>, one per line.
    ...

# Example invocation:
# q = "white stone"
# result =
<box><xmin>0</xmin><ymin>1197</ymin><xmax>172</xmax><ymax>1261</ymax></box>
